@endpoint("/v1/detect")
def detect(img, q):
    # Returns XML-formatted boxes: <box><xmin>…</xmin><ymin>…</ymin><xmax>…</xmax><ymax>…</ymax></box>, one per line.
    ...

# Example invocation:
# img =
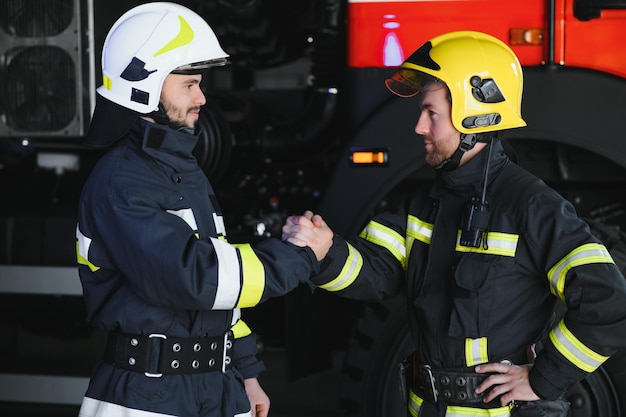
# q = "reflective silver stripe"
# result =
<box><xmin>359</xmin><ymin>220</ymin><xmax>406</xmax><ymax>266</ymax></box>
<box><xmin>407</xmin><ymin>215</ymin><xmax>433</xmax><ymax>244</ymax></box>
<box><xmin>408</xmin><ymin>389</ymin><xmax>422</xmax><ymax>417</ymax></box>
<box><xmin>548</xmin><ymin>243</ymin><xmax>614</xmax><ymax>300</ymax></box>
<box><xmin>78</xmin><ymin>397</ymin><xmax>176</xmax><ymax>416</ymax></box>
<box><xmin>406</xmin><ymin>215</ymin><xmax>433</xmax><ymax>259</ymax></box>
<box><xmin>211</xmin><ymin>237</ymin><xmax>242</xmax><ymax>309</ymax></box>
<box><xmin>455</xmin><ymin>231</ymin><xmax>518</xmax><ymax>257</ymax></box>
<box><xmin>446</xmin><ymin>404</ymin><xmax>513</xmax><ymax>416</ymax></box>
<box><xmin>319</xmin><ymin>242</ymin><xmax>363</xmax><ymax>292</ymax></box>
<box><xmin>549</xmin><ymin>320</ymin><xmax>609</xmax><ymax>373</ymax></box>
<box><xmin>465</xmin><ymin>337</ymin><xmax>488</xmax><ymax>367</ymax></box>
<box><xmin>408</xmin><ymin>389</ymin><xmax>512</xmax><ymax>417</ymax></box>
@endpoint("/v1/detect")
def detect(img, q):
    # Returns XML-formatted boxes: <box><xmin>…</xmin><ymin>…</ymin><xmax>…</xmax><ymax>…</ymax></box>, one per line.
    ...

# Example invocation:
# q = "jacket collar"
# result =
<box><xmin>432</xmin><ymin>139</ymin><xmax>509</xmax><ymax>196</ymax></box>
<box><xmin>127</xmin><ymin>119</ymin><xmax>200</xmax><ymax>170</ymax></box>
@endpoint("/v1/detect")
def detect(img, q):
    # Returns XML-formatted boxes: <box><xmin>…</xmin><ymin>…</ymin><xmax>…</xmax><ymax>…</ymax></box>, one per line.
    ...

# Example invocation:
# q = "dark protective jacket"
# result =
<box><xmin>310</xmin><ymin>140</ymin><xmax>626</xmax><ymax>414</ymax></box>
<box><xmin>76</xmin><ymin>119</ymin><xmax>317</xmax><ymax>417</ymax></box>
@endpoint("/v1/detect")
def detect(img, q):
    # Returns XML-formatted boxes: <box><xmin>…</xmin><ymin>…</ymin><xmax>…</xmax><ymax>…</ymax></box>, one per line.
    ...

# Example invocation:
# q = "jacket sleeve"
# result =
<box><xmin>77</xmin><ymin>187</ymin><xmax>319</xmax><ymax>311</ymax></box>
<box><xmin>310</xmin><ymin>210</ymin><xmax>407</xmax><ymax>301</ymax></box>
<box><xmin>524</xmin><ymin>191</ymin><xmax>626</xmax><ymax>400</ymax></box>
<box><xmin>230</xmin><ymin>309</ymin><xmax>266</xmax><ymax>379</ymax></box>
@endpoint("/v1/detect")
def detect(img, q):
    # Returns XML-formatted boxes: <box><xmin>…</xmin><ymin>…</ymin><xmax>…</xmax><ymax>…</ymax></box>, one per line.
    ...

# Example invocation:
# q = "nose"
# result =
<box><xmin>415</xmin><ymin>111</ymin><xmax>428</xmax><ymax>135</ymax></box>
<box><xmin>194</xmin><ymin>86</ymin><xmax>206</xmax><ymax>106</ymax></box>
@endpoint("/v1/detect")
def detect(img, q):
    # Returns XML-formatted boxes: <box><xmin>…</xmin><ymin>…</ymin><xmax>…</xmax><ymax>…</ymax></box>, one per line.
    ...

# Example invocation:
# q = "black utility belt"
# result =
<box><xmin>103</xmin><ymin>331</ymin><xmax>234</xmax><ymax>376</ymax></box>
<box><xmin>417</xmin><ymin>365</ymin><xmax>491</xmax><ymax>405</ymax></box>
<box><xmin>414</xmin><ymin>348</ymin><xmax>529</xmax><ymax>406</ymax></box>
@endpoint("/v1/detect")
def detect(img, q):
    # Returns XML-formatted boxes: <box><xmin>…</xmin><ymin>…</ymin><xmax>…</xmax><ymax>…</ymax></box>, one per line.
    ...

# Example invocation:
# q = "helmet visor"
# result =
<box><xmin>385</xmin><ymin>68</ymin><xmax>438</xmax><ymax>98</ymax></box>
<box><xmin>172</xmin><ymin>57</ymin><xmax>230</xmax><ymax>74</ymax></box>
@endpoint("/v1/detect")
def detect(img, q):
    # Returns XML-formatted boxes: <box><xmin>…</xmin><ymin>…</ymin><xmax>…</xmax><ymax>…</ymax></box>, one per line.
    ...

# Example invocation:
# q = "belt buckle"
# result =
<box><xmin>422</xmin><ymin>365</ymin><xmax>438</xmax><ymax>403</ymax></box>
<box><xmin>145</xmin><ymin>333</ymin><xmax>167</xmax><ymax>378</ymax></box>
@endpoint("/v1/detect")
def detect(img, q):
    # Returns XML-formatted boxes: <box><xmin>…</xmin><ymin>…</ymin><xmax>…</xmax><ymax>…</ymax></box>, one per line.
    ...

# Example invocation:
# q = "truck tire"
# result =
<box><xmin>339</xmin><ymin>222</ymin><xmax>626</xmax><ymax>417</ymax></box>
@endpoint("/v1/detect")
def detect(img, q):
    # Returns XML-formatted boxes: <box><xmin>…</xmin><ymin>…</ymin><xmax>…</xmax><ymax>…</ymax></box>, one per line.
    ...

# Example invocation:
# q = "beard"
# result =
<box><xmin>161</xmin><ymin>100</ymin><xmax>200</xmax><ymax>130</ymax></box>
<box><xmin>423</xmin><ymin>133</ymin><xmax>461</xmax><ymax>167</ymax></box>
<box><xmin>425</xmin><ymin>143</ymin><xmax>459</xmax><ymax>167</ymax></box>
<box><xmin>425</xmin><ymin>148</ymin><xmax>450</xmax><ymax>167</ymax></box>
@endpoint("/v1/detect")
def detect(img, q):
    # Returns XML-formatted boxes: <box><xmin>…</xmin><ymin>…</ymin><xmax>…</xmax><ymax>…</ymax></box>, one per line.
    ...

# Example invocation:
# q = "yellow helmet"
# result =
<box><xmin>385</xmin><ymin>31</ymin><xmax>526</xmax><ymax>134</ymax></box>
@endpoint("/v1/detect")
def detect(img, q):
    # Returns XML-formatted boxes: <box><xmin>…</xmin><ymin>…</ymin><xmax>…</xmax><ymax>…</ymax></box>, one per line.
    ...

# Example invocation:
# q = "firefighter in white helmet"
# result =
<box><xmin>76</xmin><ymin>3</ymin><xmax>330</xmax><ymax>417</ymax></box>
<box><xmin>283</xmin><ymin>31</ymin><xmax>626</xmax><ymax>417</ymax></box>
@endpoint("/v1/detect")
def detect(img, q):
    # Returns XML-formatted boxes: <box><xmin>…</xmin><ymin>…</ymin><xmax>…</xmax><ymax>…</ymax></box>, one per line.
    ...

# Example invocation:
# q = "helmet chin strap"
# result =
<box><xmin>435</xmin><ymin>133</ymin><xmax>479</xmax><ymax>171</ymax></box>
<box><xmin>435</xmin><ymin>132</ymin><xmax>496</xmax><ymax>171</ymax></box>
<box><xmin>148</xmin><ymin>102</ymin><xmax>170</xmax><ymax>125</ymax></box>
<box><xmin>148</xmin><ymin>102</ymin><xmax>196</xmax><ymax>134</ymax></box>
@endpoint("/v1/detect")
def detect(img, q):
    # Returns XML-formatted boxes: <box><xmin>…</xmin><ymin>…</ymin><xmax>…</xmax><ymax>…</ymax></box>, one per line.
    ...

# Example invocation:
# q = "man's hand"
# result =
<box><xmin>474</xmin><ymin>363</ymin><xmax>540</xmax><ymax>406</ymax></box>
<box><xmin>282</xmin><ymin>210</ymin><xmax>333</xmax><ymax>261</ymax></box>
<box><xmin>244</xmin><ymin>378</ymin><xmax>270</xmax><ymax>417</ymax></box>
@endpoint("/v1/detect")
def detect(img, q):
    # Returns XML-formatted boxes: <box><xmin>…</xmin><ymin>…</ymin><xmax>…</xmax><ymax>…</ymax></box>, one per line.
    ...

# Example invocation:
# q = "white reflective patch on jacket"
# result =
<box><xmin>166</xmin><ymin>208</ymin><xmax>198</xmax><ymax>231</ymax></box>
<box><xmin>79</xmin><ymin>397</ymin><xmax>176</xmax><ymax>417</ymax></box>
<box><xmin>76</xmin><ymin>225</ymin><xmax>99</xmax><ymax>272</ymax></box>
<box><xmin>211</xmin><ymin>237</ymin><xmax>242</xmax><ymax>309</ymax></box>
<box><xmin>213</xmin><ymin>212</ymin><xmax>227</xmax><ymax>236</ymax></box>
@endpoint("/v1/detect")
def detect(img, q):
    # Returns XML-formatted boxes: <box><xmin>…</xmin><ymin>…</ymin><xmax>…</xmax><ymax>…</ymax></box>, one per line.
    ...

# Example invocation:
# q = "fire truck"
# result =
<box><xmin>1</xmin><ymin>0</ymin><xmax>626</xmax><ymax>416</ymax></box>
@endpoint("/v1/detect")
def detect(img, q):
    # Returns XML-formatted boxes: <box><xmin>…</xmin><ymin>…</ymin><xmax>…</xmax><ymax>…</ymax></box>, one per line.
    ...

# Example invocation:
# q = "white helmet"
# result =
<box><xmin>98</xmin><ymin>2</ymin><xmax>229</xmax><ymax>114</ymax></box>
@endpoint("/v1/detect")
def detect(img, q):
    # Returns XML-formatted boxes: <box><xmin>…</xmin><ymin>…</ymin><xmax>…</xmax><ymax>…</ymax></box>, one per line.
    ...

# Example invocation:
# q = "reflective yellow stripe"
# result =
<box><xmin>549</xmin><ymin>320</ymin><xmax>609</xmax><ymax>372</ymax></box>
<box><xmin>465</xmin><ymin>337</ymin><xmax>488</xmax><ymax>367</ymax></box>
<box><xmin>102</xmin><ymin>74</ymin><xmax>112</xmax><ymax>90</ymax></box>
<box><xmin>407</xmin><ymin>215</ymin><xmax>433</xmax><ymax>245</ymax></box>
<box><xmin>548</xmin><ymin>243</ymin><xmax>614</xmax><ymax>300</ymax></box>
<box><xmin>446</xmin><ymin>404</ymin><xmax>513</xmax><ymax>416</ymax></box>
<box><xmin>455</xmin><ymin>231</ymin><xmax>518</xmax><ymax>257</ymax></box>
<box><xmin>407</xmin><ymin>215</ymin><xmax>433</xmax><ymax>257</ymax></box>
<box><xmin>233</xmin><ymin>243</ymin><xmax>265</xmax><ymax>307</ymax></box>
<box><xmin>76</xmin><ymin>225</ymin><xmax>99</xmax><ymax>272</ymax></box>
<box><xmin>359</xmin><ymin>220</ymin><xmax>406</xmax><ymax>267</ymax></box>
<box><xmin>408</xmin><ymin>389</ymin><xmax>423</xmax><ymax>417</ymax></box>
<box><xmin>231</xmin><ymin>318</ymin><xmax>252</xmax><ymax>339</ymax></box>
<box><xmin>319</xmin><ymin>242</ymin><xmax>363</xmax><ymax>292</ymax></box>
<box><xmin>409</xmin><ymin>389</ymin><xmax>513</xmax><ymax>416</ymax></box>
<box><xmin>154</xmin><ymin>15</ymin><xmax>194</xmax><ymax>57</ymax></box>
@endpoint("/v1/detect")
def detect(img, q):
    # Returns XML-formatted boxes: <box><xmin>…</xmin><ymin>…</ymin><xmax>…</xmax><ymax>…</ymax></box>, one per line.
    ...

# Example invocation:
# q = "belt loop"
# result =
<box><xmin>422</xmin><ymin>365</ymin><xmax>438</xmax><ymax>403</ymax></box>
<box><xmin>222</xmin><ymin>331</ymin><xmax>233</xmax><ymax>373</ymax></box>
<box><xmin>145</xmin><ymin>333</ymin><xmax>167</xmax><ymax>378</ymax></box>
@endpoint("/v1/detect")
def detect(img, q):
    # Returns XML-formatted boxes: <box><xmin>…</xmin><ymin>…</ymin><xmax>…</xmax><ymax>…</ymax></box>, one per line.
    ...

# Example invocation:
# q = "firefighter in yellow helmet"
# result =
<box><xmin>385</xmin><ymin>30</ymin><xmax>526</xmax><ymax>170</ymax></box>
<box><xmin>76</xmin><ymin>3</ymin><xmax>330</xmax><ymax>417</ymax></box>
<box><xmin>283</xmin><ymin>31</ymin><xmax>626</xmax><ymax>417</ymax></box>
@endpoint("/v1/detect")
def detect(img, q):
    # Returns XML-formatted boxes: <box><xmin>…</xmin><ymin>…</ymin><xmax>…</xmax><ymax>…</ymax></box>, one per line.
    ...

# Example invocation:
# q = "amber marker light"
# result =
<box><xmin>350</xmin><ymin>148</ymin><xmax>389</xmax><ymax>166</ymax></box>
<box><xmin>509</xmin><ymin>28</ymin><xmax>543</xmax><ymax>45</ymax></box>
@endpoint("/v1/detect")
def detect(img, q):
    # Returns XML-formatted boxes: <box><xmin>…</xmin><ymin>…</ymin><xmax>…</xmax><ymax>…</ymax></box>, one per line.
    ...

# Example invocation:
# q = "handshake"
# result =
<box><xmin>282</xmin><ymin>210</ymin><xmax>334</xmax><ymax>261</ymax></box>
